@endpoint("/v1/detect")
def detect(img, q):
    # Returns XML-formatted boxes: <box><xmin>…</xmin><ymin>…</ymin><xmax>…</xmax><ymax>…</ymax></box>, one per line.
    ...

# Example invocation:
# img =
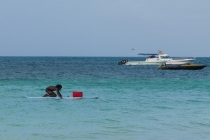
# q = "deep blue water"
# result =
<box><xmin>0</xmin><ymin>57</ymin><xmax>210</xmax><ymax>140</ymax></box>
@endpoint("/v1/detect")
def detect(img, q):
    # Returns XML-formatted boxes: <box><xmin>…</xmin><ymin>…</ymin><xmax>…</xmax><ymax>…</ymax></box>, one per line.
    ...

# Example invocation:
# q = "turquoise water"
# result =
<box><xmin>1</xmin><ymin>57</ymin><xmax>210</xmax><ymax>140</ymax></box>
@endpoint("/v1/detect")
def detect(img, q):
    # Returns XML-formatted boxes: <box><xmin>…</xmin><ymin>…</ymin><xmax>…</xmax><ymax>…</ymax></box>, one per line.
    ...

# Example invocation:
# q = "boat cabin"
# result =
<box><xmin>147</xmin><ymin>55</ymin><xmax>156</xmax><ymax>58</ymax></box>
<box><xmin>158</xmin><ymin>54</ymin><xmax>171</xmax><ymax>59</ymax></box>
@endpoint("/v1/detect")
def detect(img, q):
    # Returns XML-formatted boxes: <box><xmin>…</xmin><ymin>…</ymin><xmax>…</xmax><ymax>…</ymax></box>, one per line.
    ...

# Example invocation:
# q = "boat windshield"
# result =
<box><xmin>147</xmin><ymin>55</ymin><xmax>156</xmax><ymax>58</ymax></box>
<box><xmin>160</xmin><ymin>56</ymin><xmax>170</xmax><ymax>59</ymax></box>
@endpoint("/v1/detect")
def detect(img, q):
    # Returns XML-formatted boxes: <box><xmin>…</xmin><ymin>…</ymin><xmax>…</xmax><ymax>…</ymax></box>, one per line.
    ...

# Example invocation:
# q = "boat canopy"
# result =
<box><xmin>137</xmin><ymin>53</ymin><xmax>158</xmax><ymax>56</ymax></box>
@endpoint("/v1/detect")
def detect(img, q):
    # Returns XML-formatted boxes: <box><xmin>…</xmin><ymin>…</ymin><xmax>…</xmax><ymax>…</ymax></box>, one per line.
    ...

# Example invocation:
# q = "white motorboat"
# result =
<box><xmin>118</xmin><ymin>51</ymin><xmax>195</xmax><ymax>65</ymax></box>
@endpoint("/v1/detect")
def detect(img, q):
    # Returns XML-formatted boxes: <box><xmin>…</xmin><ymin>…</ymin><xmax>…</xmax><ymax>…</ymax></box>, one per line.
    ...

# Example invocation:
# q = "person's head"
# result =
<box><xmin>56</xmin><ymin>84</ymin><xmax>62</xmax><ymax>90</ymax></box>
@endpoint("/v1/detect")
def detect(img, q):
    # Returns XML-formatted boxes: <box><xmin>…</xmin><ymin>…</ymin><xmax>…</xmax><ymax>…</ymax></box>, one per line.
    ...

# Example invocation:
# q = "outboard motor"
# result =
<box><xmin>118</xmin><ymin>60</ymin><xmax>128</xmax><ymax>65</ymax></box>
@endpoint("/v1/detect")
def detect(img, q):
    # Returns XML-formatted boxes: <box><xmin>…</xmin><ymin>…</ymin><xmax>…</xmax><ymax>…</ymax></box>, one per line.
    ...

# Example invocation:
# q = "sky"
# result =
<box><xmin>0</xmin><ymin>0</ymin><xmax>209</xmax><ymax>57</ymax></box>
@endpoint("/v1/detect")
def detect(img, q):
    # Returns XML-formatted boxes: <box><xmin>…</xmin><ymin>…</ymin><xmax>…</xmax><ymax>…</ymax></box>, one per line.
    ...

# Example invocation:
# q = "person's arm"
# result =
<box><xmin>56</xmin><ymin>89</ymin><xmax>62</xmax><ymax>99</ymax></box>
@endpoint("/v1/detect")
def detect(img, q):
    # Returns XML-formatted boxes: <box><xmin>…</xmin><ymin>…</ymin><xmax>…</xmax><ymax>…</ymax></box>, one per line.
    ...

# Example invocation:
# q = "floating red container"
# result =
<box><xmin>72</xmin><ymin>91</ymin><xmax>83</xmax><ymax>97</ymax></box>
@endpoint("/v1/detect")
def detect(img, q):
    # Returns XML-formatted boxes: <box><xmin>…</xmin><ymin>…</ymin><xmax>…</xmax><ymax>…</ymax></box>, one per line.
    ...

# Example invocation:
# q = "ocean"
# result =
<box><xmin>0</xmin><ymin>56</ymin><xmax>210</xmax><ymax>140</ymax></box>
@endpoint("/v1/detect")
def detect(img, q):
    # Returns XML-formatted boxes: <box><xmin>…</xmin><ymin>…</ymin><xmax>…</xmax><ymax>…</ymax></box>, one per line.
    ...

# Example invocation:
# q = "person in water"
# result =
<box><xmin>43</xmin><ymin>84</ymin><xmax>63</xmax><ymax>99</ymax></box>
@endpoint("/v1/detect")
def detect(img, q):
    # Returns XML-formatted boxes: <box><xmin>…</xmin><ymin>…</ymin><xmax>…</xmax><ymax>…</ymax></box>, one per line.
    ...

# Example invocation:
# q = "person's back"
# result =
<box><xmin>43</xmin><ymin>84</ymin><xmax>62</xmax><ymax>99</ymax></box>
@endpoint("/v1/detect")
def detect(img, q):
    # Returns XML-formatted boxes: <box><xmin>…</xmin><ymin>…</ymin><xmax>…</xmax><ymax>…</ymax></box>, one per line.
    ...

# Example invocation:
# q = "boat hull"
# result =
<box><xmin>165</xmin><ymin>59</ymin><xmax>195</xmax><ymax>65</ymax></box>
<box><xmin>160</xmin><ymin>64</ymin><xmax>206</xmax><ymax>70</ymax></box>
<box><xmin>125</xmin><ymin>61</ymin><xmax>165</xmax><ymax>65</ymax></box>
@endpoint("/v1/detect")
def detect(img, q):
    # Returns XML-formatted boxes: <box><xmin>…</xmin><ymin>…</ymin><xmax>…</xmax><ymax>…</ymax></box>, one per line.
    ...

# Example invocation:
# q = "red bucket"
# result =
<box><xmin>72</xmin><ymin>91</ymin><xmax>83</xmax><ymax>97</ymax></box>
